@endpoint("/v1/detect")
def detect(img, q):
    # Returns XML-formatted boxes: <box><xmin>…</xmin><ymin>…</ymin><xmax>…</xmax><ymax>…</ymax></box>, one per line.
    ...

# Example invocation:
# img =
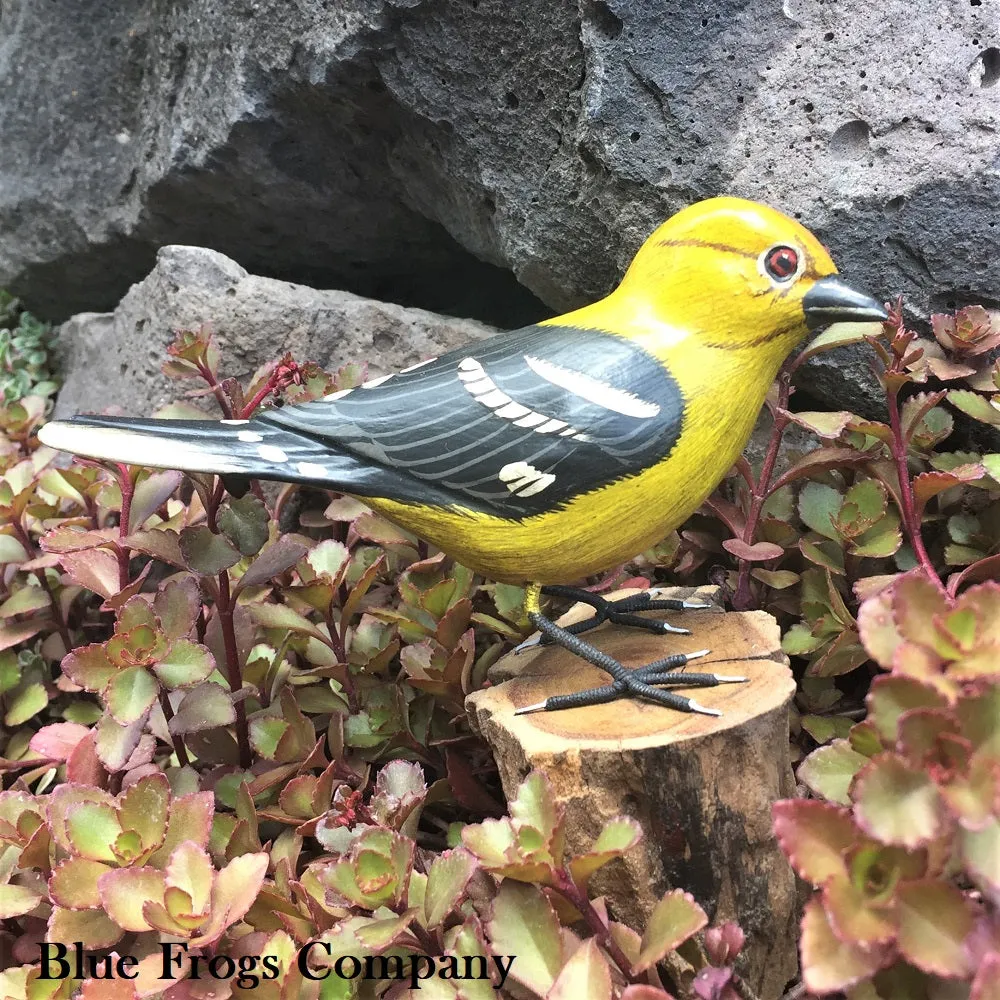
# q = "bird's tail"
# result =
<box><xmin>36</xmin><ymin>414</ymin><xmax>367</xmax><ymax>488</ymax></box>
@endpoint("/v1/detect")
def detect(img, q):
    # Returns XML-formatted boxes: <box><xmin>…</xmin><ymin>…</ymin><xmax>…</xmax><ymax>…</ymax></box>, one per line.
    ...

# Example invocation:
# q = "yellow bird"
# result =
<box><xmin>38</xmin><ymin>197</ymin><xmax>886</xmax><ymax>717</ymax></box>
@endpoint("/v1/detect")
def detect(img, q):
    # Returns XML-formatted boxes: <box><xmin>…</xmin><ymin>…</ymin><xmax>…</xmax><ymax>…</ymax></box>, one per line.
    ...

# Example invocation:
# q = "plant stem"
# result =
<box><xmin>115</xmin><ymin>464</ymin><xmax>135</xmax><ymax>591</ymax></box>
<box><xmin>197</xmin><ymin>363</ymin><xmax>235</xmax><ymax>419</ymax></box>
<box><xmin>217</xmin><ymin>571</ymin><xmax>251</xmax><ymax>769</ymax></box>
<box><xmin>12</xmin><ymin>520</ymin><xmax>73</xmax><ymax>654</ymax></box>
<box><xmin>158</xmin><ymin>690</ymin><xmax>190</xmax><ymax>767</ymax></box>
<box><xmin>552</xmin><ymin>870</ymin><xmax>636</xmax><ymax>980</ymax></box>
<box><xmin>203</xmin><ymin>476</ymin><xmax>251</xmax><ymax>767</ymax></box>
<box><xmin>885</xmin><ymin>385</ymin><xmax>941</xmax><ymax>588</ymax></box>
<box><xmin>733</xmin><ymin>377</ymin><xmax>791</xmax><ymax>611</ymax></box>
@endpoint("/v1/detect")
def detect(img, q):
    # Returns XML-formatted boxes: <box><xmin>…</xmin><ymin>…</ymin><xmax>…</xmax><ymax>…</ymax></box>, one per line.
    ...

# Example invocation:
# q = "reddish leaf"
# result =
<box><xmin>28</xmin><ymin>723</ymin><xmax>90</xmax><ymax>761</ymax></box>
<box><xmin>721</xmin><ymin>538</ymin><xmax>783</xmax><ymax>562</ymax></box>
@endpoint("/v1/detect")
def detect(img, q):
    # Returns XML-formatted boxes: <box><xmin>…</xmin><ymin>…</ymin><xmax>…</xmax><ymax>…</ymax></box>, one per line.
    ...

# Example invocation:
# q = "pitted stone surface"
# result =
<box><xmin>2</xmin><ymin>0</ymin><xmax>998</xmax><ymax>412</ymax></box>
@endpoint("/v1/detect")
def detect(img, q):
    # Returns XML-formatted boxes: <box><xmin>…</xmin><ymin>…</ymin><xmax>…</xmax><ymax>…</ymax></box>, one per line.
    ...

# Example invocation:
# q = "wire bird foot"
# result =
<box><xmin>513</xmin><ymin>585</ymin><xmax>713</xmax><ymax>653</ymax></box>
<box><xmin>513</xmin><ymin>610</ymin><xmax>745</xmax><ymax>716</ymax></box>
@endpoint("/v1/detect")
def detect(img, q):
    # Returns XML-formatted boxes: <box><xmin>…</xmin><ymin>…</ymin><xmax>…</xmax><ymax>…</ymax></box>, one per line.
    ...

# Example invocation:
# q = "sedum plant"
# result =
<box><xmin>3</xmin><ymin>296</ymin><xmax>1000</xmax><ymax>997</ymax></box>
<box><xmin>0</xmin><ymin>293</ymin><xmax>57</xmax><ymax>405</ymax></box>
<box><xmin>0</xmin><ymin>326</ymin><xmax>751</xmax><ymax>1000</ymax></box>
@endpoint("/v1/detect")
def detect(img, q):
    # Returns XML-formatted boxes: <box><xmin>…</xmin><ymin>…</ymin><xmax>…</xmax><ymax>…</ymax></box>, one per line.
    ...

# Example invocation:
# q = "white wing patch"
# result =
<box><xmin>457</xmin><ymin>357</ymin><xmax>584</xmax><ymax>438</ymax></box>
<box><xmin>237</xmin><ymin>430</ymin><xmax>264</xmax><ymax>443</ymax></box>
<box><xmin>297</xmin><ymin>461</ymin><xmax>327</xmax><ymax>477</ymax></box>
<box><xmin>362</xmin><ymin>374</ymin><xmax>393</xmax><ymax>389</ymax></box>
<box><xmin>523</xmin><ymin>355</ymin><xmax>661</xmax><ymax>418</ymax></box>
<box><xmin>400</xmin><ymin>357</ymin><xmax>437</xmax><ymax>374</ymax></box>
<box><xmin>258</xmin><ymin>445</ymin><xmax>288</xmax><ymax>463</ymax></box>
<box><xmin>499</xmin><ymin>461</ymin><xmax>556</xmax><ymax>498</ymax></box>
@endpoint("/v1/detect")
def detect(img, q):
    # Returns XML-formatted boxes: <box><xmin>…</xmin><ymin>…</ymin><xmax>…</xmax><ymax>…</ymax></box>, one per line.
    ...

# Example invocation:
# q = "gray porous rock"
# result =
<box><xmin>51</xmin><ymin>245</ymin><xmax>498</xmax><ymax>418</ymax></box>
<box><xmin>2</xmin><ymin>0</ymin><xmax>998</xmax><ymax>415</ymax></box>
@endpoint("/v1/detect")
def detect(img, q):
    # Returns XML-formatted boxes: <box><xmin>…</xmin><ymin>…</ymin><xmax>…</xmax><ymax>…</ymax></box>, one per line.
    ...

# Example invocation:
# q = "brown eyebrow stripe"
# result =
<box><xmin>701</xmin><ymin>317</ymin><xmax>804</xmax><ymax>350</ymax></box>
<box><xmin>656</xmin><ymin>237</ymin><xmax>759</xmax><ymax>259</ymax></box>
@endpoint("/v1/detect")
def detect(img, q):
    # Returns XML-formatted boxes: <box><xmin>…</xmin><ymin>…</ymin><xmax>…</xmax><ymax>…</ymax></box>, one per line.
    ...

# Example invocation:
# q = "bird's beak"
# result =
<box><xmin>802</xmin><ymin>276</ymin><xmax>888</xmax><ymax>330</ymax></box>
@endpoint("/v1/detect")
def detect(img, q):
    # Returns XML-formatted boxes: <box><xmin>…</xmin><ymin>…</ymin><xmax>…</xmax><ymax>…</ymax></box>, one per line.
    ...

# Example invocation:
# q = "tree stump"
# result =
<box><xmin>465</xmin><ymin>586</ymin><xmax>798</xmax><ymax>1000</ymax></box>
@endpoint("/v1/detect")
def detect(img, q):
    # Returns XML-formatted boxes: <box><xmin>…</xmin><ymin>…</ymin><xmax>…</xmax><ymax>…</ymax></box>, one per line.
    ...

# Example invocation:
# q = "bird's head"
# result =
<box><xmin>614</xmin><ymin>196</ymin><xmax>886</xmax><ymax>357</ymax></box>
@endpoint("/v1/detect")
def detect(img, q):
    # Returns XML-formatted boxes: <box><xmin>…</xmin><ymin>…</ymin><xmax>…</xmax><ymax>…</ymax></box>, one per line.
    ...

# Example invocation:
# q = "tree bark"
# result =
<box><xmin>466</xmin><ymin>586</ymin><xmax>798</xmax><ymax>1000</ymax></box>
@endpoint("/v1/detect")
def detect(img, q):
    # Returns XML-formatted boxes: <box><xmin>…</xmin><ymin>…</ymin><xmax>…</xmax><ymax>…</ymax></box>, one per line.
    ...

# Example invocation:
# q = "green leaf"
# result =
<box><xmin>128</xmin><ymin>470</ymin><xmax>183</xmax><ymax>532</ymax></box>
<box><xmin>485</xmin><ymin>882</ymin><xmax>563</xmax><ymax>993</ymax></box>
<box><xmin>867</xmin><ymin>675</ymin><xmax>947</xmax><ymax>743</ymax></box>
<box><xmin>47</xmin><ymin>905</ymin><xmax>124</xmax><ymax>951</ymax></box>
<box><xmin>850</xmin><ymin>516</ymin><xmax>902</xmax><ymax>559</ymax></box>
<box><xmin>785</xmin><ymin>410</ymin><xmax>854</xmax><ymax>438</ymax></box>
<box><xmin>94</xmin><ymin>714</ymin><xmax>144</xmax><ymax>771</ymax></box>
<box><xmin>237</xmin><ymin>535</ymin><xmax>309</xmax><ymax>591</ymax></box>
<box><xmin>249</xmin><ymin>602</ymin><xmax>329</xmax><ymax>643</ymax></box>
<box><xmin>799</xmin><ymin>482</ymin><xmax>843</xmax><ymax>540</ymax></box>
<box><xmin>752</xmin><ymin>568</ymin><xmax>800</xmax><ymax>590</ymax></box>
<box><xmin>853</xmin><ymin>754</ymin><xmax>943</xmax><ymax>848</ymax></box>
<box><xmin>61</xmin><ymin>643</ymin><xmax>117</xmax><ymax>693</ymax></box>
<box><xmin>306</xmin><ymin>539</ymin><xmax>351</xmax><ymax>583</ymax></box>
<box><xmin>895</xmin><ymin>880</ymin><xmax>974</xmax><ymax>977</ymax></box>
<box><xmin>982</xmin><ymin>453</ymin><xmax>1000</xmax><ymax>483</ymax></box>
<box><xmin>800</xmin><ymin>715</ymin><xmax>854</xmax><ymax>745</ymax></box>
<box><xmin>782</xmin><ymin>623</ymin><xmax>824</xmax><ymax>656</ymax></box>
<box><xmin>772</xmin><ymin>800</ymin><xmax>854</xmax><ymax>885</ymax></box>
<box><xmin>178</xmin><ymin>525</ymin><xmax>241</xmax><ymax>576</ymax></box>
<box><xmin>250</xmin><ymin>717</ymin><xmax>289</xmax><ymax>760</ymax></box>
<box><xmin>800</xmin><ymin>897</ymin><xmax>890</xmax><ymax>995</ymax></box>
<box><xmin>424</xmin><ymin>849</ymin><xmax>477</xmax><ymax>928</ymax></box>
<box><xmin>48</xmin><ymin>857</ymin><xmax>110</xmax><ymax>910</ymax></box>
<box><xmin>98</xmin><ymin>867</ymin><xmax>166</xmax><ymax>932</ymax></box>
<box><xmin>104</xmin><ymin>665</ymin><xmax>159</xmax><ymax>725</ymax></box>
<box><xmin>797</xmin><ymin>740</ymin><xmax>869</xmax><ymax>805</ymax></box>
<box><xmin>632</xmin><ymin>889</ymin><xmax>707</xmax><ymax>973</ymax></box>
<box><xmin>796</xmin><ymin>322</ymin><xmax>884</xmax><ymax>364</ymax></box>
<box><xmin>948</xmin><ymin>389</ymin><xmax>1000</xmax><ymax>426</ymax></box>
<box><xmin>152</xmin><ymin>639</ymin><xmax>216</xmax><ymax>689</ymax></box>
<box><xmin>568</xmin><ymin>816</ymin><xmax>642</xmax><ymax>889</ymax></box>
<box><xmin>0</xmin><ymin>534</ymin><xmax>28</xmax><ymax>563</ymax></box>
<box><xmin>4</xmin><ymin>681</ymin><xmax>47</xmax><ymax>726</ymax></box>
<box><xmin>169</xmin><ymin>683</ymin><xmax>236</xmax><ymax>735</ymax></box>
<box><xmin>65</xmin><ymin>802</ymin><xmax>121</xmax><ymax>862</ymax></box>
<box><xmin>0</xmin><ymin>586</ymin><xmax>49</xmax><ymax>618</ymax></box>
<box><xmin>218</xmin><ymin>494</ymin><xmax>269</xmax><ymax>556</ymax></box>
<box><xmin>548</xmin><ymin>940</ymin><xmax>612</xmax><ymax>1000</ymax></box>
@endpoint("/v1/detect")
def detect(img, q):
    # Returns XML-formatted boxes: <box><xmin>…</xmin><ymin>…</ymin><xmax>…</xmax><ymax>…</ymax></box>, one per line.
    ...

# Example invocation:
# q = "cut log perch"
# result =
<box><xmin>465</xmin><ymin>586</ymin><xmax>798</xmax><ymax>1000</ymax></box>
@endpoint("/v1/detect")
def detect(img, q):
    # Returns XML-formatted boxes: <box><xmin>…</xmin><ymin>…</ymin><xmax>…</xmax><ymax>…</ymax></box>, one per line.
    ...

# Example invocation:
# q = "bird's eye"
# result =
<box><xmin>762</xmin><ymin>245</ymin><xmax>800</xmax><ymax>282</ymax></box>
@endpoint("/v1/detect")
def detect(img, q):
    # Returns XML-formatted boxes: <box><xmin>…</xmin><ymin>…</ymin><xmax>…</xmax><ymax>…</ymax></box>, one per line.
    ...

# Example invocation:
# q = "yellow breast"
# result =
<box><xmin>365</xmin><ymin>326</ymin><xmax>787</xmax><ymax>584</ymax></box>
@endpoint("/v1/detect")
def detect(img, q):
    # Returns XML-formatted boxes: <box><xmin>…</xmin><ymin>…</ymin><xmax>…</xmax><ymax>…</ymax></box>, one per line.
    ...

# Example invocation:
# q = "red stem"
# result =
<box><xmin>12</xmin><ymin>520</ymin><xmax>73</xmax><ymax>654</ymax></box>
<box><xmin>204</xmin><ymin>480</ymin><xmax>251</xmax><ymax>767</ymax></box>
<box><xmin>732</xmin><ymin>378</ymin><xmax>792</xmax><ymax>611</ymax></box>
<box><xmin>885</xmin><ymin>385</ymin><xmax>942</xmax><ymax>589</ymax></box>
<box><xmin>217</xmin><ymin>571</ymin><xmax>251</xmax><ymax>769</ymax></box>
<box><xmin>196</xmin><ymin>363</ymin><xmax>235</xmax><ymax>420</ymax></box>
<box><xmin>115</xmin><ymin>464</ymin><xmax>135</xmax><ymax>591</ymax></box>
<box><xmin>158</xmin><ymin>690</ymin><xmax>190</xmax><ymax>766</ymax></box>
<box><xmin>551</xmin><ymin>870</ymin><xmax>636</xmax><ymax>980</ymax></box>
<box><xmin>239</xmin><ymin>377</ymin><xmax>282</xmax><ymax>419</ymax></box>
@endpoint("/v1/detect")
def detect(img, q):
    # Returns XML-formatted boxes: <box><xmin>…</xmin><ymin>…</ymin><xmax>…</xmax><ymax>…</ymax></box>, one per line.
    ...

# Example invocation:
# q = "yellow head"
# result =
<box><xmin>613</xmin><ymin>196</ymin><xmax>885</xmax><ymax>355</ymax></box>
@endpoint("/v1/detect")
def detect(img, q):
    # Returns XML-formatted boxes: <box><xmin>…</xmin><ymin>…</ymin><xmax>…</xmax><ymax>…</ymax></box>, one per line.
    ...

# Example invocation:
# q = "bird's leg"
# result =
<box><xmin>513</xmin><ymin>585</ymin><xmax>745</xmax><ymax>717</ymax></box>
<box><xmin>513</xmin><ymin>584</ymin><xmax>712</xmax><ymax>653</ymax></box>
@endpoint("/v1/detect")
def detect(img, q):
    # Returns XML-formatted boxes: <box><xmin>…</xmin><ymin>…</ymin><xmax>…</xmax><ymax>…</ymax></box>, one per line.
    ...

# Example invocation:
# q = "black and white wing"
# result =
<box><xmin>39</xmin><ymin>324</ymin><xmax>686</xmax><ymax>520</ymax></box>
<box><xmin>259</xmin><ymin>323</ymin><xmax>686</xmax><ymax>517</ymax></box>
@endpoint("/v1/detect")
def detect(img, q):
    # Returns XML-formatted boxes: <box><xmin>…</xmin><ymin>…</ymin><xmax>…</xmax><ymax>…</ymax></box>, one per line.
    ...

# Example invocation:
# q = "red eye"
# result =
<box><xmin>763</xmin><ymin>245</ymin><xmax>800</xmax><ymax>281</ymax></box>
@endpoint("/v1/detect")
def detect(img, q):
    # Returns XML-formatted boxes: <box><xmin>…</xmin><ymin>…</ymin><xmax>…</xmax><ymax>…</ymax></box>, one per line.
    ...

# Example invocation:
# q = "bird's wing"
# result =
<box><xmin>258</xmin><ymin>323</ymin><xmax>686</xmax><ymax>518</ymax></box>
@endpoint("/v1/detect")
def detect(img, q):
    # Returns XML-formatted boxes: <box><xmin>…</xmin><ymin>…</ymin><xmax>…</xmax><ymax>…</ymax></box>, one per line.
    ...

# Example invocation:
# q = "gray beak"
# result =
<box><xmin>803</xmin><ymin>276</ymin><xmax>888</xmax><ymax>330</ymax></box>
